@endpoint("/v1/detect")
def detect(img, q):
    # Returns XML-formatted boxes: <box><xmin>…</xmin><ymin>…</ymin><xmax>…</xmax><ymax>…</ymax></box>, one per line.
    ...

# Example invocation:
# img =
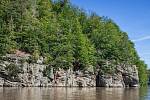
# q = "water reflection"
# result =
<box><xmin>0</xmin><ymin>87</ymin><xmax>149</xmax><ymax>100</ymax></box>
<box><xmin>140</xmin><ymin>87</ymin><xmax>150</xmax><ymax>100</ymax></box>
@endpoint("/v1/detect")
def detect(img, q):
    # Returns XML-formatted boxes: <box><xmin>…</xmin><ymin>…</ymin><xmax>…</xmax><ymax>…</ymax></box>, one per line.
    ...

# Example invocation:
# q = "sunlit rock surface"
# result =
<box><xmin>0</xmin><ymin>54</ymin><xmax>139</xmax><ymax>87</ymax></box>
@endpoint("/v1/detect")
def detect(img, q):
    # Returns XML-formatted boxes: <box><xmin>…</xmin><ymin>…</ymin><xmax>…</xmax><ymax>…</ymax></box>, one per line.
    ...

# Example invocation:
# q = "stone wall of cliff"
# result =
<box><xmin>0</xmin><ymin>54</ymin><xmax>139</xmax><ymax>87</ymax></box>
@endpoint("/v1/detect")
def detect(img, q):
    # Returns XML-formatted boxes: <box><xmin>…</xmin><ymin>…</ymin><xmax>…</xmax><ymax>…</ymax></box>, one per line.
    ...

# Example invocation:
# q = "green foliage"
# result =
<box><xmin>32</xmin><ymin>49</ymin><xmax>40</xmax><ymax>61</ymax></box>
<box><xmin>0</xmin><ymin>0</ymin><xmax>148</xmax><ymax>85</ymax></box>
<box><xmin>136</xmin><ymin>60</ymin><xmax>148</xmax><ymax>86</ymax></box>
<box><xmin>98</xmin><ymin>60</ymin><xmax>117</xmax><ymax>74</ymax></box>
<box><xmin>5</xmin><ymin>63</ymin><xmax>21</xmax><ymax>77</ymax></box>
<box><xmin>43</xmin><ymin>53</ymin><xmax>53</xmax><ymax>64</ymax></box>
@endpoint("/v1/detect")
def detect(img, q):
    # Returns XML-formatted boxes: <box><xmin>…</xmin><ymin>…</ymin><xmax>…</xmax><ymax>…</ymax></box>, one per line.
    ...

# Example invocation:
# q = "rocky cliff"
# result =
<box><xmin>0</xmin><ymin>54</ymin><xmax>139</xmax><ymax>87</ymax></box>
<box><xmin>96</xmin><ymin>64</ymin><xmax>139</xmax><ymax>87</ymax></box>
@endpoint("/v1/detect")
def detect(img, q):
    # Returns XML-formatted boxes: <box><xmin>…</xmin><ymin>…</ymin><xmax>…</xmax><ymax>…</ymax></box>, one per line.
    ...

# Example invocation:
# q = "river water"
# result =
<box><xmin>0</xmin><ymin>87</ymin><xmax>150</xmax><ymax>100</ymax></box>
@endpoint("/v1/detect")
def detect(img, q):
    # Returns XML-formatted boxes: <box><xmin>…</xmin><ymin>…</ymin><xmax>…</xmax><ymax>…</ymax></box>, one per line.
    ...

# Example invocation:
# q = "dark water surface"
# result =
<box><xmin>0</xmin><ymin>87</ymin><xmax>150</xmax><ymax>100</ymax></box>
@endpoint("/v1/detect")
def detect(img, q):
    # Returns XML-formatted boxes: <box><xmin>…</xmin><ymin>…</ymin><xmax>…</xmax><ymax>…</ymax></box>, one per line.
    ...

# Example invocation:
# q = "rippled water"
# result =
<box><xmin>0</xmin><ymin>87</ymin><xmax>150</xmax><ymax>100</ymax></box>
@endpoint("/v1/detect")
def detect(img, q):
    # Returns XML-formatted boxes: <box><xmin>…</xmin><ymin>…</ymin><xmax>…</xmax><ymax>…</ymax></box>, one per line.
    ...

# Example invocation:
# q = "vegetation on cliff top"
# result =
<box><xmin>0</xmin><ymin>0</ymin><xmax>148</xmax><ymax>86</ymax></box>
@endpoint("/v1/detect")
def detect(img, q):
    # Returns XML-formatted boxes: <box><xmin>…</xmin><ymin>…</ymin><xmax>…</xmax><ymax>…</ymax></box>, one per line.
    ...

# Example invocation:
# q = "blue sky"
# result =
<box><xmin>70</xmin><ymin>0</ymin><xmax>150</xmax><ymax>68</ymax></box>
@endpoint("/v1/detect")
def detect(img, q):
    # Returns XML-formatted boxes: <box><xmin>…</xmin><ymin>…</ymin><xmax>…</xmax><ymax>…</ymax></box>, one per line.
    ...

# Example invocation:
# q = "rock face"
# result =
<box><xmin>52</xmin><ymin>69</ymin><xmax>96</xmax><ymax>87</ymax></box>
<box><xmin>96</xmin><ymin>65</ymin><xmax>139</xmax><ymax>87</ymax></box>
<box><xmin>0</xmin><ymin>54</ymin><xmax>51</xmax><ymax>87</ymax></box>
<box><xmin>0</xmin><ymin>54</ymin><xmax>139</xmax><ymax>87</ymax></box>
<box><xmin>0</xmin><ymin>54</ymin><xmax>95</xmax><ymax>87</ymax></box>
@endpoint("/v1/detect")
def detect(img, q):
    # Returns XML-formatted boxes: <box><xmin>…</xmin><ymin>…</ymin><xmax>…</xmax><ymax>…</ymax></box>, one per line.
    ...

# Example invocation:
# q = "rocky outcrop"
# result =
<box><xmin>122</xmin><ymin>65</ymin><xmax>139</xmax><ymax>87</ymax></box>
<box><xmin>0</xmin><ymin>54</ymin><xmax>50</xmax><ymax>87</ymax></box>
<box><xmin>51</xmin><ymin>69</ymin><xmax>96</xmax><ymax>87</ymax></box>
<box><xmin>96</xmin><ymin>65</ymin><xmax>139</xmax><ymax>87</ymax></box>
<box><xmin>0</xmin><ymin>54</ymin><xmax>96</xmax><ymax>87</ymax></box>
<box><xmin>96</xmin><ymin>74</ymin><xmax>125</xmax><ymax>87</ymax></box>
<box><xmin>0</xmin><ymin>54</ymin><xmax>139</xmax><ymax>87</ymax></box>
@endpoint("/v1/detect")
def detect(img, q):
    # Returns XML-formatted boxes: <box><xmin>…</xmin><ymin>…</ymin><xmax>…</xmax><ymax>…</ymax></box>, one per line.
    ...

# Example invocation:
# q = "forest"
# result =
<box><xmin>0</xmin><ymin>0</ymin><xmax>148</xmax><ymax>86</ymax></box>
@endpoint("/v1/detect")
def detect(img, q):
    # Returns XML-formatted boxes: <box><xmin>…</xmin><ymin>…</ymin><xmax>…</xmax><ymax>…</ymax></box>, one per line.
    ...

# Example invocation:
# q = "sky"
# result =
<box><xmin>70</xmin><ymin>0</ymin><xmax>150</xmax><ymax>68</ymax></box>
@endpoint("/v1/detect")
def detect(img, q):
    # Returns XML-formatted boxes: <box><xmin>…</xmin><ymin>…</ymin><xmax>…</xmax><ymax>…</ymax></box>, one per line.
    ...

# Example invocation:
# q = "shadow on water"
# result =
<box><xmin>139</xmin><ymin>86</ymin><xmax>149</xmax><ymax>100</ymax></box>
